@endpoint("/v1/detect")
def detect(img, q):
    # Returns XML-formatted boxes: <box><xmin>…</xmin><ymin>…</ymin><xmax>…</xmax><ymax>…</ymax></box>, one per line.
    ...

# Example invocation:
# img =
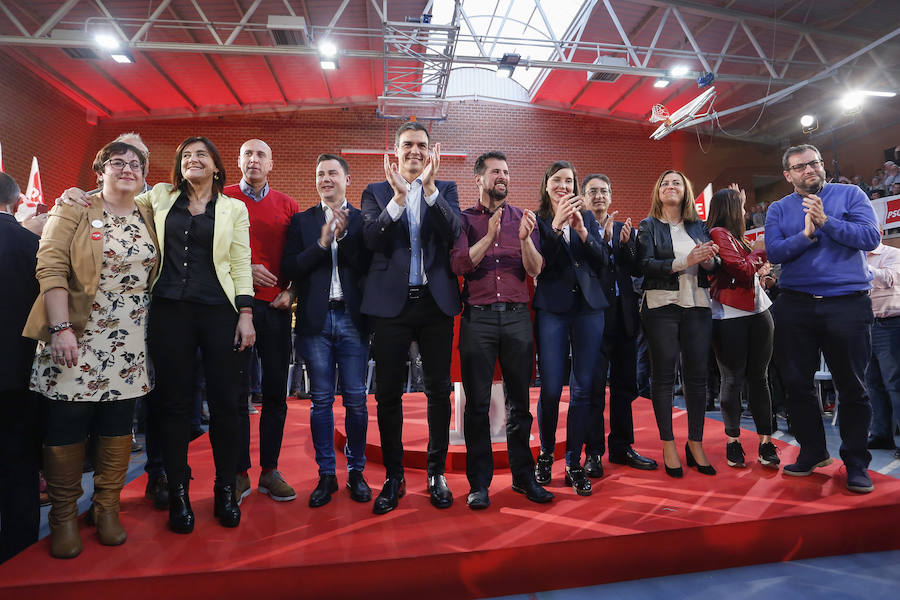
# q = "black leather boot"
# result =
<box><xmin>168</xmin><ymin>482</ymin><xmax>195</xmax><ymax>534</ymax></box>
<box><xmin>213</xmin><ymin>481</ymin><xmax>241</xmax><ymax>528</ymax></box>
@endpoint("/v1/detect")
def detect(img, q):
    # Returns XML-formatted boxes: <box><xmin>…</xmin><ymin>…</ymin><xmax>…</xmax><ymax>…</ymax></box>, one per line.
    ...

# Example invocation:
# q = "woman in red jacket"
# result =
<box><xmin>707</xmin><ymin>185</ymin><xmax>779</xmax><ymax>469</ymax></box>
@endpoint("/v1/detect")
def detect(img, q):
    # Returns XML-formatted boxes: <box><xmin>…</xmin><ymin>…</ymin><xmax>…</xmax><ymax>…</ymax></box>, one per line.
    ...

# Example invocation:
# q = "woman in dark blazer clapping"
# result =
<box><xmin>533</xmin><ymin>161</ymin><xmax>609</xmax><ymax>496</ymax></box>
<box><xmin>637</xmin><ymin>170</ymin><xmax>719</xmax><ymax>478</ymax></box>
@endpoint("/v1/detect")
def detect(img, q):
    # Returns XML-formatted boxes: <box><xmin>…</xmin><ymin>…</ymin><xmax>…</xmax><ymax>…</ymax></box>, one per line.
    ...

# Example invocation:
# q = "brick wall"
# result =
<box><xmin>2</xmin><ymin>53</ymin><xmax>796</xmax><ymax>221</ymax></box>
<box><xmin>0</xmin><ymin>56</ymin><xmax>99</xmax><ymax>201</ymax></box>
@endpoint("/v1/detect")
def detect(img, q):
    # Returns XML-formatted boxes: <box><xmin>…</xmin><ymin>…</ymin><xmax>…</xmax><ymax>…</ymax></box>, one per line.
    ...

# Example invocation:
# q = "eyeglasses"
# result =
<box><xmin>104</xmin><ymin>158</ymin><xmax>142</xmax><ymax>172</ymax></box>
<box><xmin>788</xmin><ymin>159</ymin><xmax>823</xmax><ymax>173</ymax></box>
<box><xmin>585</xmin><ymin>189</ymin><xmax>610</xmax><ymax>197</ymax></box>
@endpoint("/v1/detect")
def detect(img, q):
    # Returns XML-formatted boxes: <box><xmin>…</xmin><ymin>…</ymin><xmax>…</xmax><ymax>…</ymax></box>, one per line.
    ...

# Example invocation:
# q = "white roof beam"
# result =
<box><xmin>130</xmin><ymin>0</ymin><xmax>172</xmax><ymax>42</ymax></box>
<box><xmin>641</xmin><ymin>6</ymin><xmax>670</xmax><ymax>68</ymax></box>
<box><xmin>457</xmin><ymin>5</ymin><xmax>487</xmax><ymax>57</ymax></box>
<box><xmin>225</xmin><ymin>0</ymin><xmax>262</xmax><ymax>45</ymax></box>
<box><xmin>739</xmin><ymin>20</ymin><xmax>778</xmax><ymax>79</ymax></box>
<box><xmin>671</xmin><ymin>7</ymin><xmax>712</xmax><ymax>73</ymax></box>
<box><xmin>778</xmin><ymin>34</ymin><xmax>804</xmax><ymax>79</ymax></box>
<box><xmin>532</xmin><ymin>0</ymin><xmax>566</xmax><ymax>60</ymax></box>
<box><xmin>602</xmin><ymin>0</ymin><xmax>640</xmax><ymax>66</ymax></box>
<box><xmin>0</xmin><ymin>1</ymin><xmax>30</xmax><ymax>37</ymax></box>
<box><xmin>190</xmin><ymin>0</ymin><xmax>223</xmax><ymax>45</ymax></box>
<box><xmin>711</xmin><ymin>20</ymin><xmax>738</xmax><ymax>74</ymax></box>
<box><xmin>33</xmin><ymin>0</ymin><xmax>79</xmax><ymax>38</ymax></box>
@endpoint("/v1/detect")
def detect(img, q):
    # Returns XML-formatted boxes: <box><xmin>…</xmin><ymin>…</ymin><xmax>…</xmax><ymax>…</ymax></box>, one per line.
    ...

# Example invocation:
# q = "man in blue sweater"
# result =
<box><xmin>766</xmin><ymin>144</ymin><xmax>881</xmax><ymax>493</ymax></box>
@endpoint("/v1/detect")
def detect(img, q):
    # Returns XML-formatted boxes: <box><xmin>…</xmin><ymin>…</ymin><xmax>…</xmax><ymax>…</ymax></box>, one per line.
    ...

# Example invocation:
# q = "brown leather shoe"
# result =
<box><xmin>44</xmin><ymin>442</ymin><xmax>86</xmax><ymax>558</ymax></box>
<box><xmin>93</xmin><ymin>435</ymin><xmax>132</xmax><ymax>546</ymax></box>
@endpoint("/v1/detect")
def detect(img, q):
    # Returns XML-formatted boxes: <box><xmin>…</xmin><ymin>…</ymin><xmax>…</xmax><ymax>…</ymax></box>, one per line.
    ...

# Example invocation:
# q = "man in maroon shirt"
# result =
<box><xmin>225</xmin><ymin>139</ymin><xmax>299</xmax><ymax>503</ymax></box>
<box><xmin>450</xmin><ymin>151</ymin><xmax>553</xmax><ymax>509</ymax></box>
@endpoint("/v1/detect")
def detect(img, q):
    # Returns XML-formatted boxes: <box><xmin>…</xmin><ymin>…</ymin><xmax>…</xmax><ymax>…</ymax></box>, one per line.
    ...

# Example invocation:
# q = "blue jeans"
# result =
<box><xmin>297</xmin><ymin>308</ymin><xmax>369</xmax><ymax>475</ymax></box>
<box><xmin>866</xmin><ymin>318</ymin><xmax>900</xmax><ymax>440</ymax></box>
<box><xmin>536</xmin><ymin>308</ymin><xmax>605</xmax><ymax>467</ymax></box>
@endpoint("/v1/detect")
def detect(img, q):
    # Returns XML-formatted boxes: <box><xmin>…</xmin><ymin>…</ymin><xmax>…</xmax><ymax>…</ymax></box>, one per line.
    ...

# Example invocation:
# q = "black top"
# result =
<box><xmin>0</xmin><ymin>212</ymin><xmax>40</xmax><ymax>391</ymax></box>
<box><xmin>153</xmin><ymin>191</ymin><xmax>230</xmax><ymax>306</ymax></box>
<box><xmin>636</xmin><ymin>216</ymin><xmax>719</xmax><ymax>291</ymax></box>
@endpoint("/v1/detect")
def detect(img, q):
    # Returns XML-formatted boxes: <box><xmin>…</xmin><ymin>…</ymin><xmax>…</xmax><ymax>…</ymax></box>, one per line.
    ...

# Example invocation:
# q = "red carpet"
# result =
<box><xmin>2</xmin><ymin>391</ymin><xmax>899</xmax><ymax>600</ymax></box>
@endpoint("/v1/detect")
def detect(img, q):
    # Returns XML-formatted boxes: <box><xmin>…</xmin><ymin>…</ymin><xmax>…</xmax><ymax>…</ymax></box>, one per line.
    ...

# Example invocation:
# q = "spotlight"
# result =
<box><xmin>841</xmin><ymin>91</ymin><xmax>863</xmax><ymax>113</ymax></box>
<box><xmin>653</xmin><ymin>78</ymin><xmax>671</xmax><ymax>88</ymax></box>
<box><xmin>800</xmin><ymin>114</ymin><xmax>818</xmax><ymax>134</ymax></box>
<box><xmin>319</xmin><ymin>40</ymin><xmax>337</xmax><ymax>58</ymax></box>
<box><xmin>318</xmin><ymin>40</ymin><xmax>338</xmax><ymax>70</ymax></box>
<box><xmin>94</xmin><ymin>33</ymin><xmax>119</xmax><ymax>49</ymax></box>
<box><xmin>669</xmin><ymin>65</ymin><xmax>689</xmax><ymax>78</ymax></box>
<box><xmin>110</xmin><ymin>51</ymin><xmax>135</xmax><ymax>64</ymax></box>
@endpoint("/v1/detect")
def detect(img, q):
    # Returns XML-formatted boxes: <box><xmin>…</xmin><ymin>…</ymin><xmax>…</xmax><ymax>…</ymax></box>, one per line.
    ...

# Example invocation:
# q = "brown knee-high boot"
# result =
<box><xmin>92</xmin><ymin>435</ymin><xmax>132</xmax><ymax>546</ymax></box>
<box><xmin>43</xmin><ymin>442</ymin><xmax>86</xmax><ymax>558</ymax></box>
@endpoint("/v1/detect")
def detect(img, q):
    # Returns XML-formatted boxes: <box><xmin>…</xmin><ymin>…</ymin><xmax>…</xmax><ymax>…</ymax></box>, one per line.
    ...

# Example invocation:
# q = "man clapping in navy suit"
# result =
<box><xmin>360</xmin><ymin>122</ymin><xmax>462</xmax><ymax>514</ymax></box>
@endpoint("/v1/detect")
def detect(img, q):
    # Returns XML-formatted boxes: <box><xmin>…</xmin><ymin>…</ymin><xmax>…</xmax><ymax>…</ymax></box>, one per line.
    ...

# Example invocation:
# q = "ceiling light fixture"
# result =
<box><xmin>841</xmin><ymin>91</ymin><xmax>863</xmax><ymax>113</ymax></box>
<box><xmin>94</xmin><ymin>33</ymin><xmax>119</xmax><ymax>50</ymax></box>
<box><xmin>800</xmin><ymin>114</ymin><xmax>818</xmax><ymax>134</ymax></box>
<box><xmin>110</xmin><ymin>51</ymin><xmax>135</xmax><ymax>64</ymax></box>
<box><xmin>669</xmin><ymin>65</ymin><xmax>689</xmax><ymax>78</ymax></box>
<box><xmin>318</xmin><ymin>40</ymin><xmax>338</xmax><ymax>70</ymax></box>
<box><xmin>653</xmin><ymin>78</ymin><xmax>671</xmax><ymax>88</ymax></box>
<box><xmin>496</xmin><ymin>53</ymin><xmax>520</xmax><ymax>78</ymax></box>
<box><xmin>859</xmin><ymin>90</ymin><xmax>897</xmax><ymax>98</ymax></box>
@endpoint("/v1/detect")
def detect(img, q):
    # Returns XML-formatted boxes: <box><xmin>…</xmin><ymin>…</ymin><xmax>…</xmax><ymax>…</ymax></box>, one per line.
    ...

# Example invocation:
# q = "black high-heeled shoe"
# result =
<box><xmin>213</xmin><ymin>481</ymin><xmax>241</xmax><ymax>527</ymax></box>
<box><xmin>168</xmin><ymin>482</ymin><xmax>195</xmax><ymax>534</ymax></box>
<box><xmin>685</xmin><ymin>442</ymin><xmax>717</xmax><ymax>475</ymax></box>
<box><xmin>663</xmin><ymin>449</ymin><xmax>683</xmax><ymax>478</ymax></box>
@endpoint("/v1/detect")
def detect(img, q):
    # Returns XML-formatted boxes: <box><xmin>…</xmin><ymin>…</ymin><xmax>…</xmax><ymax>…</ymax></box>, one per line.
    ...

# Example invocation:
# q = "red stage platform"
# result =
<box><xmin>2</xmin><ymin>391</ymin><xmax>899</xmax><ymax>600</ymax></box>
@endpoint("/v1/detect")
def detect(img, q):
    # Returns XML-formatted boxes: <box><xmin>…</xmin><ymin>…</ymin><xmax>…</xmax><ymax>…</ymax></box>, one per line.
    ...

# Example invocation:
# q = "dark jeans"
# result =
<box><xmin>371</xmin><ymin>290</ymin><xmax>453</xmax><ymax>479</ymax></box>
<box><xmin>0</xmin><ymin>390</ymin><xmax>41</xmax><ymax>564</ymax></box>
<box><xmin>150</xmin><ymin>299</ymin><xmax>242</xmax><ymax>487</ymax></box>
<box><xmin>238</xmin><ymin>299</ymin><xmax>292</xmax><ymax>471</ymax></box>
<box><xmin>711</xmin><ymin>310</ymin><xmax>774</xmax><ymax>438</ymax></box>
<box><xmin>866</xmin><ymin>317</ymin><xmax>900</xmax><ymax>439</ymax></box>
<box><xmin>773</xmin><ymin>292</ymin><xmax>873</xmax><ymax>470</ymax></box>
<box><xmin>536</xmin><ymin>307</ymin><xmax>605</xmax><ymax>467</ymax></box>
<box><xmin>636</xmin><ymin>328</ymin><xmax>651</xmax><ymax>399</ymax></box>
<box><xmin>297</xmin><ymin>307</ymin><xmax>369</xmax><ymax>475</ymax></box>
<box><xmin>460</xmin><ymin>306</ymin><xmax>535</xmax><ymax>489</ymax></box>
<box><xmin>640</xmin><ymin>303</ymin><xmax>711</xmax><ymax>442</ymax></box>
<box><xmin>586</xmin><ymin>311</ymin><xmax>638</xmax><ymax>457</ymax></box>
<box><xmin>44</xmin><ymin>396</ymin><xmax>136</xmax><ymax>445</ymax></box>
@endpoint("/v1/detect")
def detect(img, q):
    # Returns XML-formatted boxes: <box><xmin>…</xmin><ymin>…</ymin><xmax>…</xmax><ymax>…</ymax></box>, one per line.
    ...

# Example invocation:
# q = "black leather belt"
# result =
<box><xmin>328</xmin><ymin>300</ymin><xmax>345</xmax><ymax>310</ymax></box>
<box><xmin>469</xmin><ymin>302</ymin><xmax>526</xmax><ymax>312</ymax></box>
<box><xmin>781</xmin><ymin>289</ymin><xmax>867</xmax><ymax>301</ymax></box>
<box><xmin>408</xmin><ymin>286</ymin><xmax>428</xmax><ymax>300</ymax></box>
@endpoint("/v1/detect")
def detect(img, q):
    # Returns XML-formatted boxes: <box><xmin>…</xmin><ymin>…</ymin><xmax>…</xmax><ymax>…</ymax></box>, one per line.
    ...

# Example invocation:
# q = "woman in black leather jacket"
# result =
<box><xmin>637</xmin><ymin>169</ymin><xmax>720</xmax><ymax>478</ymax></box>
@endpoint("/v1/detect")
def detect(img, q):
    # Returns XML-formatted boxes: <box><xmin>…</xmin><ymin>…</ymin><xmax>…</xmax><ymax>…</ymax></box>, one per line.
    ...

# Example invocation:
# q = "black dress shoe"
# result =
<box><xmin>511</xmin><ymin>477</ymin><xmax>554</xmax><ymax>503</ymax></box>
<box><xmin>583</xmin><ymin>455</ymin><xmax>604</xmax><ymax>478</ymax></box>
<box><xmin>685</xmin><ymin>442</ymin><xmax>716</xmax><ymax>476</ymax></box>
<box><xmin>534</xmin><ymin>451</ymin><xmax>553</xmax><ymax>484</ymax></box>
<box><xmin>347</xmin><ymin>470</ymin><xmax>372</xmax><ymax>503</ymax></box>
<box><xmin>427</xmin><ymin>474</ymin><xmax>453</xmax><ymax>508</ymax></box>
<box><xmin>309</xmin><ymin>474</ymin><xmax>339</xmax><ymax>507</ymax></box>
<box><xmin>609</xmin><ymin>447</ymin><xmax>658</xmax><ymax>470</ymax></box>
<box><xmin>373</xmin><ymin>478</ymin><xmax>406</xmax><ymax>515</ymax></box>
<box><xmin>145</xmin><ymin>472</ymin><xmax>169</xmax><ymax>510</ymax></box>
<box><xmin>867</xmin><ymin>436</ymin><xmax>897</xmax><ymax>450</ymax></box>
<box><xmin>213</xmin><ymin>481</ymin><xmax>241</xmax><ymax>527</ymax></box>
<box><xmin>664</xmin><ymin>464</ymin><xmax>683</xmax><ymax>478</ymax></box>
<box><xmin>168</xmin><ymin>483</ymin><xmax>195</xmax><ymax>534</ymax></box>
<box><xmin>565</xmin><ymin>466</ymin><xmax>592</xmax><ymax>496</ymax></box>
<box><xmin>466</xmin><ymin>488</ymin><xmax>490</xmax><ymax>510</ymax></box>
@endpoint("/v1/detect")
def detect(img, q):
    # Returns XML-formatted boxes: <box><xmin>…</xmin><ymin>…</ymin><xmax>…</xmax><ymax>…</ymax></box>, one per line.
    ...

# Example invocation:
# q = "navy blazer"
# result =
<box><xmin>597</xmin><ymin>220</ymin><xmax>642</xmax><ymax>337</ymax></box>
<box><xmin>281</xmin><ymin>203</ymin><xmax>370</xmax><ymax>337</ymax></box>
<box><xmin>361</xmin><ymin>179</ymin><xmax>462</xmax><ymax>318</ymax></box>
<box><xmin>533</xmin><ymin>212</ymin><xmax>609</xmax><ymax>313</ymax></box>
<box><xmin>0</xmin><ymin>213</ymin><xmax>40</xmax><ymax>392</ymax></box>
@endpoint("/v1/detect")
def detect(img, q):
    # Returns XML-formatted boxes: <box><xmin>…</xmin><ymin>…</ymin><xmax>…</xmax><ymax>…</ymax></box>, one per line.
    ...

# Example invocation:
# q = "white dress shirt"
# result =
<box><xmin>386</xmin><ymin>176</ymin><xmax>439</xmax><ymax>285</ymax></box>
<box><xmin>318</xmin><ymin>200</ymin><xmax>348</xmax><ymax>301</ymax></box>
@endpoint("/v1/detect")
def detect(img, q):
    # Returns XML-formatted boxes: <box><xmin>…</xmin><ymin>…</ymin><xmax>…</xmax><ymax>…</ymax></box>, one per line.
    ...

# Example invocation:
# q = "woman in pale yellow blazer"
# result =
<box><xmin>25</xmin><ymin>141</ymin><xmax>159</xmax><ymax>558</ymax></box>
<box><xmin>140</xmin><ymin>137</ymin><xmax>255</xmax><ymax>533</ymax></box>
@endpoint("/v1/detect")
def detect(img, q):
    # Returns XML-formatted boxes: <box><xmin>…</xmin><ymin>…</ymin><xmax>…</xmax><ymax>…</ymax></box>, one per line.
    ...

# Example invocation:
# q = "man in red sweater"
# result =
<box><xmin>225</xmin><ymin>139</ymin><xmax>299</xmax><ymax>503</ymax></box>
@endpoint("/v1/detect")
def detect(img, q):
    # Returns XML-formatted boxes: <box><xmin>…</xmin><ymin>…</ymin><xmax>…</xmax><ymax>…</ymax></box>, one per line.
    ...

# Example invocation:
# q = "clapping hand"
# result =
<box><xmin>519</xmin><ymin>209</ymin><xmax>536</xmax><ymax>240</ymax></box>
<box><xmin>383</xmin><ymin>154</ymin><xmax>407</xmax><ymax>205</ymax></box>
<box><xmin>619</xmin><ymin>217</ymin><xmax>633</xmax><ymax>244</ymax></box>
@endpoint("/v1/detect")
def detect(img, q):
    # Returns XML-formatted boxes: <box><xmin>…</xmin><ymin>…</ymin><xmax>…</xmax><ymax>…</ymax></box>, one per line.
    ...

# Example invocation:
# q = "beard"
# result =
<box><xmin>795</xmin><ymin>172</ymin><xmax>824</xmax><ymax>195</ymax></box>
<box><xmin>487</xmin><ymin>183</ymin><xmax>508</xmax><ymax>201</ymax></box>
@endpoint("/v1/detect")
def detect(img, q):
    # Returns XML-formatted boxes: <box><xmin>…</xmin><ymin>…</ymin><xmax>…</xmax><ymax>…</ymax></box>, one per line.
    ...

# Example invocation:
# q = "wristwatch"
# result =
<box><xmin>48</xmin><ymin>321</ymin><xmax>72</xmax><ymax>334</ymax></box>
